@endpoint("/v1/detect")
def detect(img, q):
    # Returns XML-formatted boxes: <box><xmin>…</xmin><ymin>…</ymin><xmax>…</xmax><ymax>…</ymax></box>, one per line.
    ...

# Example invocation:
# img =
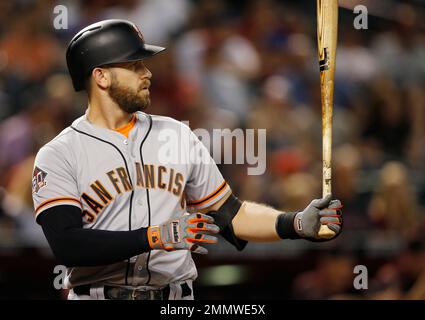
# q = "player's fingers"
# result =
<box><xmin>328</xmin><ymin>199</ymin><xmax>343</xmax><ymax>209</ymax></box>
<box><xmin>201</xmin><ymin>223</ymin><xmax>220</xmax><ymax>234</ymax></box>
<box><xmin>189</xmin><ymin>244</ymin><xmax>208</xmax><ymax>255</ymax></box>
<box><xmin>187</xmin><ymin>213</ymin><xmax>215</xmax><ymax>224</ymax></box>
<box><xmin>188</xmin><ymin>222</ymin><xmax>220</xmax><ymax>234</ymax></box>
<box><xmin>187</xmin><ymin>234</ymin><xmax>218</xmax><ymax>244</ymax></box>
<box><xmin>320</xmin><ymin>216</ymin><xmax>341</xmax><ymax>225</ymax></box>
<box><xmin>311</xmin><ymin>194</ymin><xmax>332</xmax><ymax>209</ymax></box>
<box><xmin>319</xmin><ymin>209</ymin><xmax>341</xmax><ymax>217</ymax></box>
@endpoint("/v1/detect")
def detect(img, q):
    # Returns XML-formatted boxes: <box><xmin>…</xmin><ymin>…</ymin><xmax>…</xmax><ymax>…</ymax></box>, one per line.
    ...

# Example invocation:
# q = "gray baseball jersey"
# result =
<box><xmin>32</xmin><ymin>111</ymin><xmax>230</xmax><ymax>289</ymax></box>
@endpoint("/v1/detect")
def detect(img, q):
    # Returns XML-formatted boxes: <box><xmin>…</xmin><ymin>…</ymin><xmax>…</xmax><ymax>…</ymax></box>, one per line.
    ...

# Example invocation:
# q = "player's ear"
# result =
<box><xmin>91</xmin><ymin>67</ymin><xmax>111</xmax><ymax>90</ymax></box>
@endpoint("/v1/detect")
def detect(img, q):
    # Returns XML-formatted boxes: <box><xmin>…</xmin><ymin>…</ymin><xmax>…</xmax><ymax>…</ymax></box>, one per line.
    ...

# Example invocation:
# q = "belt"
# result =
<box><xmin>73</xmin><ymin>282</ymin><xmax>192</xmax><ymax>300</ymax></box>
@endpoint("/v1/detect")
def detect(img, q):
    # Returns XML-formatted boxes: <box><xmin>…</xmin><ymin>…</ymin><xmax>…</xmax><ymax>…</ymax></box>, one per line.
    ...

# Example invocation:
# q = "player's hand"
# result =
<box><xmin>147</xmin><ymin>213</ymin><xmax>220</xmax><ymax>254</ymax></box>
<box><xmin>293</xmin><ymin>194</ymin><xmax>343</xmax><ymax>241</ymax></box>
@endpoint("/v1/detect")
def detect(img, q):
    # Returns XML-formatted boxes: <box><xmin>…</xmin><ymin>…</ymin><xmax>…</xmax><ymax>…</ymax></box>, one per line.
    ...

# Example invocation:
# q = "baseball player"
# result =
<box><xmin>32</xmin><ymin>19</ymin><xmax>343</xmax><ymax>300</ymax></box>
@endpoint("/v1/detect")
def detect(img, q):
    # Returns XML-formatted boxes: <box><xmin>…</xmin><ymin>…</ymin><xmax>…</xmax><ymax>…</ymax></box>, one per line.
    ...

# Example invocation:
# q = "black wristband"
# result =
<box><xmin>275</xmin><ymin>212</ymin><xmax>301</xmax><ymax>240</ymax></box>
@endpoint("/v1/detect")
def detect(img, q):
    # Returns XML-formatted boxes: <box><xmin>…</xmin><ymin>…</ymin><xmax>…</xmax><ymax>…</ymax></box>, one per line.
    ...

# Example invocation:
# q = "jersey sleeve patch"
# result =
<box><xmin>32</xmin><ymin>166</ymin><xmax>48</xmax><ymax>194</ymax></box>
<box><xmin>32</xmin><ymin>143</ymin><xmax>81</xmax><ymax>222</ymax></box>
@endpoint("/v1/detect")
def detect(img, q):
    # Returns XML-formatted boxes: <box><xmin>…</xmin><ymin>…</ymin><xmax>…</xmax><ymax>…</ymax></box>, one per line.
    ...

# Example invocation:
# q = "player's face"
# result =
<box><xmin>106</xmin><ymin>61</ymin><xmax>152</xmax><ymax>113</ymax></box>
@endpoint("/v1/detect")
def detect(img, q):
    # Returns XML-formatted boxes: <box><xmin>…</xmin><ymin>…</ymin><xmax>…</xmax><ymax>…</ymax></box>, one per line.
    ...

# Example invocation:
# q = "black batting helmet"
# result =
<box><xmin>66</xmin><ymin>19</ymin><xmax>165</xmax><ymax>91</ymax></box>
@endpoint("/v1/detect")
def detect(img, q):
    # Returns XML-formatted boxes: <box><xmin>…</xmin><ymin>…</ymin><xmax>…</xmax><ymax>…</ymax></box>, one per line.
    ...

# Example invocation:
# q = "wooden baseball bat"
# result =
<box><xmin>317</xmin><ymin>0</ymin><xmax>338</xmax><ymax>238</ymax></box>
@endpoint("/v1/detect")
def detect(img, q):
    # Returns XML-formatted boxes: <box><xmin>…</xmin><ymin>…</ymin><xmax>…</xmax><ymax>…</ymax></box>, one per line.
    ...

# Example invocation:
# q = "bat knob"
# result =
<box><xmin>318</xmin><ymin>225</ymin><xmax>335</xmax><ymax>239</ymax></box>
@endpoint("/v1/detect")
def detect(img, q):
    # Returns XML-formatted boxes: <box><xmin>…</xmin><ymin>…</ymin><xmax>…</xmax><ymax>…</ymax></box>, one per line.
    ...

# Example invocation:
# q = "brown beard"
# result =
<box><xmin>108</xmin><ymin>73</ymin><xmax>150</xmax><ymax>113</ymax></box>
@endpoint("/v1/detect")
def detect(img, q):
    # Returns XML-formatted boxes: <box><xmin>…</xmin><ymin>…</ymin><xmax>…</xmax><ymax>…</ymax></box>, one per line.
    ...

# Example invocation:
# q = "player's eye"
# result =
<box><xmin>129</xmin><ymin>62</ymin><xmax>139</xmax><ymax>69</ymax></box>
<box><xmin>133</xmin><ymin>61</ymin><xmax>146</xmax><ymax>72</ymax></box>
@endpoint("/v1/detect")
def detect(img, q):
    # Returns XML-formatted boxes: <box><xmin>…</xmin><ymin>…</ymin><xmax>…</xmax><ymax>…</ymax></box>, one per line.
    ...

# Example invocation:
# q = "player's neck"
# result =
<box><xmin>86</xmin><ymin>98</ymin><xmax>133</xmax><ymax>130</ymax></box>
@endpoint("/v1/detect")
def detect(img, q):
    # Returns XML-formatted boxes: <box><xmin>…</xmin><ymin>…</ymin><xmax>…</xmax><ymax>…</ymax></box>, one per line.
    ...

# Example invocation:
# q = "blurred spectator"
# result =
<box><xmin>247</xmin><ymin>75</ymin><xmax>317</xmax><ymax>151</ymax></box>
<box><xmin>0</xmin><ymin>97</ymin><xmax>73</xmax><ymax>186</ymax></box>
<box><xmin>405</xmin><ymin>86</ymin><xmax>425</xmax><ymax>170</ymax></box>
<box><xmin>176</xmin><ymin>7</ymin><xmax>261</xmax><ymax>123</ymax></box>
<box><xmin>291</xmin><ymin>254</ymin><xmax>357</xmax><ymax>299</ymax></box>
<box><xmin>368</xmin><ymin>161</ymin><xmax>421</xmax><ymax>240</ymax></box>
<box><xmin>368</xmin><ymin>240</ymin><xmax>425</xmax><ymax>300</ymax></box>
<box><xmin>271</xmin><ymin>172</ymin><xmax>319</xmax><ymax>212</ymax></box>
<box><xmin>0</xmin><ymin>187</ymin><xmax>19</xmax><ymax>246</ymax></box>
<box><xmin>102</xmin><ymin>0</ymin><xmax>192</xmax><ymax>45</ymax></box>
<box><xmin>336</xmin><ymin>28</ymin><xmax>380</xmax><ymax>84</ymax></box>
<box><xmin>1</xmin><ymin>154</ymin><xmax>47</xmax><ymax>247</ymax></box>
<box><xmin>0</xmin><ymin>2</ymin><xmax>61</xmax><ymax>81</ymax></box>
<box><xmin>361</xmin><ymin>77</ymin><xmax>411</xmax><ymax>163</ymax></box>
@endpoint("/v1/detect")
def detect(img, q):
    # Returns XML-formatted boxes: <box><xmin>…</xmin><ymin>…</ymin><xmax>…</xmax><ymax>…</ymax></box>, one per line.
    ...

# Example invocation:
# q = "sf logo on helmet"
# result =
<box><xmin>132</xmin><ymin>24</ymin><xmax>144</xmax><ymax>41</ymax></box>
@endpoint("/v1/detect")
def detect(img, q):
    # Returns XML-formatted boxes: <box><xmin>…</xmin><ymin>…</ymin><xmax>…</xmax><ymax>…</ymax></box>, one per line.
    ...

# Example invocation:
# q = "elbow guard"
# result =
<box><xmin>208</xmin><ymin>194</ymin><xmax>247</xmax><ymax>251</ymax></box>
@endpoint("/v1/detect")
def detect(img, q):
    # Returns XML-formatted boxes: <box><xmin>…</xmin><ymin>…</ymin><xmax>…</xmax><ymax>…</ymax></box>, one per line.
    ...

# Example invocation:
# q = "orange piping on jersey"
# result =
<box><xmin>113</xmin><ymin>114</ymin><xmax>137</xmax><ymax>138</ymax></box>
<box><xmin>187</xmin><ymin>181</ymin><xmax>227</xmax><ymax>207</ymax></box>
<box><xmin>35</xmin><ymin>197</ymin><xmax>82</xmax><ymax>214</ymax></box>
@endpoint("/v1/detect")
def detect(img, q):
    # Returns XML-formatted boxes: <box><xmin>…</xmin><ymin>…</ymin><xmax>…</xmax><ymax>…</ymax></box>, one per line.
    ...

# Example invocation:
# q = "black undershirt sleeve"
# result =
<box><xmin>37</xmin><ymin>205</ymin><xmax>151</xmax><ymax>267</ymax></box>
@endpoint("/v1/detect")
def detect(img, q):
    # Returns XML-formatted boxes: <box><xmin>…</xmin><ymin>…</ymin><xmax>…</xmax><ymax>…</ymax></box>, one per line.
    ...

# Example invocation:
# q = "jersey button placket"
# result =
<box><xmin>133</xmin><ymin>259</ymin><xmax>148</xmax><ymax>285</ymax></box>
<box><xmin>127</xmin><ymin>129</ymin><xmax>138</xmax><ymax>159</ymax></box>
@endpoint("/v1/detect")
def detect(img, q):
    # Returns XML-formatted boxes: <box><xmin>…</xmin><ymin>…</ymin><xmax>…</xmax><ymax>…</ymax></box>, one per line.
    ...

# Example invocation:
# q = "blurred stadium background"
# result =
<box><xmin>0</xmin><ymin>0</ymin><xmax>424</xmax><ymax>299</ymax></box>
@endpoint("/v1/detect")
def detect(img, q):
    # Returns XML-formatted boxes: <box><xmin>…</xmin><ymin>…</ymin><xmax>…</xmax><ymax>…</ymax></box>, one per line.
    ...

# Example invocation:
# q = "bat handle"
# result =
<box><xmin>318</xmin><ymin>189</ymin><xmax>335</xmax><ymax>238</ymax></box>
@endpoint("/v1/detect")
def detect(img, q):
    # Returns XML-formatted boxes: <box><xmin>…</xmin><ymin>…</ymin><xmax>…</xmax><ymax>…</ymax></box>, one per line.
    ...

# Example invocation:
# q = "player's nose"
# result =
<box><xmin>140</xmin><ymin>65</ymin><xmax>152</xmax><ymax>80</ymax></box>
